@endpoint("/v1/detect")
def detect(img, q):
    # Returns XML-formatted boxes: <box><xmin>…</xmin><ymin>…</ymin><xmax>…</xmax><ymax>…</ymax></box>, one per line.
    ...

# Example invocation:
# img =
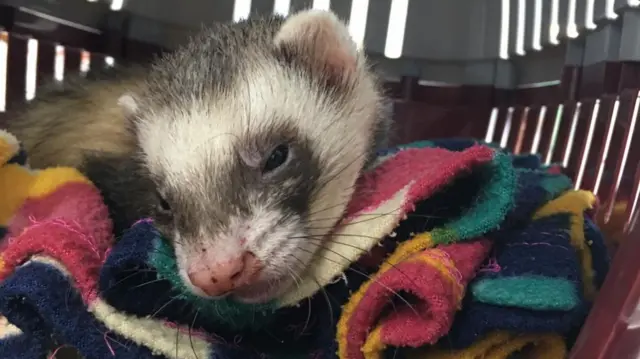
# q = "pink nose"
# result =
<box><xmin>187</xmin><ymin>251</ymin><xmax>260</xmax><ymax>297</ymax></box>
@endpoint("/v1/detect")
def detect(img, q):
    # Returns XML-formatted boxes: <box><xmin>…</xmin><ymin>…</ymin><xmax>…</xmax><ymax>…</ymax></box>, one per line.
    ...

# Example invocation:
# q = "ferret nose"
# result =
<box><xmin>188</xmin><ymin>251</ymin><xmax>259</xmax><ymax>297</ymax></box>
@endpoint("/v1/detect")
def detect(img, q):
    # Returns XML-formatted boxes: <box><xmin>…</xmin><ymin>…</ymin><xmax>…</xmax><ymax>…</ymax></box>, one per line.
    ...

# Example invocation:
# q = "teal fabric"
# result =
<box><xmin>472</xmin><ymin>276</ymin><xmax>580</xmax><ymax>311</ymax></box>
<box><xmin>150</xmin><ymin>237</ymin><xmax>277</xmax><ymax>330</ymax></box>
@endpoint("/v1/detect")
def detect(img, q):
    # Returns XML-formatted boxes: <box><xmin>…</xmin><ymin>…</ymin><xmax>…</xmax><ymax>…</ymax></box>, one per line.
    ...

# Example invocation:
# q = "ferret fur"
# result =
<box><xmin>5</xmin><ymin>10</ymin><xmax>393</xmax><ymax>303</ymax></box>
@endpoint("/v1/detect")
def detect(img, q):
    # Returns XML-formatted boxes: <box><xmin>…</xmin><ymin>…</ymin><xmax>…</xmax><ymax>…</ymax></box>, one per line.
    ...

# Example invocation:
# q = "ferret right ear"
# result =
<box><xmin>274</xmin><ymin>10</ymin><xmax>358</xmax><ymax>77</ymax></box>
<box><xmin>118</xmin><ymin>93</ymin><xmax>139</xmax><ymax>118</ymax></box>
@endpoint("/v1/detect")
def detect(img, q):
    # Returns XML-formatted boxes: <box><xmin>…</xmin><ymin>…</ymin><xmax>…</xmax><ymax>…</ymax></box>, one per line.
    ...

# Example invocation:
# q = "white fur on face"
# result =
<box><xmin>135</xmin><ymin>10</ymin><xmax>382</xmax><ymax>303</ymax></box>
<box><xmin>173</xmin><ymin>206</ymin><xmax>316</xmax><ymax>303</ymax></box>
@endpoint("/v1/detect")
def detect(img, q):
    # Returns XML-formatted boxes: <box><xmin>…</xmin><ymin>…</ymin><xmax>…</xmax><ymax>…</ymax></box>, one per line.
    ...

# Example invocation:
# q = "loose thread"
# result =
<box><xmin>418</xmin><ymin>249</ymin><xmax>465</xmax><ymax>301</ymax></box>
<box><xmin>478</xmin><ymin>256</ymin><xmax>501</xmax><ymax>273</ymax></box>
<box><xmin>422</xmin><ymin>249</ymin><xmax>464</xmax><ymax>287</ymax></box>
<box><xmin>48</xmin><ymin>346</ymin><xmax>65</xmax><ymax>359</ymax></box>
<box><xmin>104</xmin><ymin>332</ymin><xmax>116</xmax><ymax>356</ymax></box>
<box><xmin>133</xmin><ymin>218</ymin><xmax>154</xmax><ymax>226</ymax></box>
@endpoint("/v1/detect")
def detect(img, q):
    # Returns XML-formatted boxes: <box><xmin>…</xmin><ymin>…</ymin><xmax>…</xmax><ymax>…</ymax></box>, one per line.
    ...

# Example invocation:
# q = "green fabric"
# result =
<box><xmin>149</xmin><ymin>237</ymin><xmax>277</xmax><ymax>330</ymax></box>
<box><xmin>472</xmin><ymin>276</ymin><xmax>580</xmax><ymax>311</ymax></box>
<box><xmin>432</xmin><ymin>151</ymin><xmax>517</xmax><ymax>244</ymax></box>
<box><xmin>540</xmin><ymin>172</ymin><xmax>573</xmax><ymax>200</ymax></box>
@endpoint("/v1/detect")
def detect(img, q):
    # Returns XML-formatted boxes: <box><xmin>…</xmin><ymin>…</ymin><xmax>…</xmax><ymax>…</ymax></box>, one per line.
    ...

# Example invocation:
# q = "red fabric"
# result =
<box><xmin>345</xmin><ymin>239</ymin><xmax>491</xmax><ymax>358</ymax></box>
<box><xmin>379</xmin><ymin>240</ymin><xmax>492</xmax><ymax>347</ymax></box>
<box><xmin>0</xmin><ymin>182</ymin><xmax>112</xmax><ymax>302</ymax></box>
<box><xmin>342</xmin><ymin>146</ymin><xmax>495</xmax><ymax>222</ymax></box>
<box><xmin>8</xmin><ymin>182</ymin><xmax>112</xmax><ymax>242</ymax></box>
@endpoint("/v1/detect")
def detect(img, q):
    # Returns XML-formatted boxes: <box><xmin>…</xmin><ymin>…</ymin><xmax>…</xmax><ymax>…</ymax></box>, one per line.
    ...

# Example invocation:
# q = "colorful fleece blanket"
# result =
<box><xmin>0</xmin><ymin>131</ymin><xmax>610</xmax><ymax>359</ymax></box>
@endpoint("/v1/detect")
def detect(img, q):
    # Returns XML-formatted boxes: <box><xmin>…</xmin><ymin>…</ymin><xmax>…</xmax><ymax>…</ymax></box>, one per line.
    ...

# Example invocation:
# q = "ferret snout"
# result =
<box><xmin>186</xmin><ymin>250</ymin><xmax>263</xmax><ymax>297</ymax></box>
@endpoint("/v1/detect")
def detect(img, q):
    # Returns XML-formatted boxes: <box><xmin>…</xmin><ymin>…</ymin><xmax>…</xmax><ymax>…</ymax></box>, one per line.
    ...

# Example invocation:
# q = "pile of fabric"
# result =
<box><xmin>0</xmin><ymin>130</ymin><xmax>609</xmax><ymax>359</ymax></box>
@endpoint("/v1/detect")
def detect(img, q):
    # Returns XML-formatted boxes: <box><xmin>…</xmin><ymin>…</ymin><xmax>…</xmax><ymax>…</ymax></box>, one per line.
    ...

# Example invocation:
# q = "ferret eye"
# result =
<box><xmin>156</xmin><ymin>191</ymin><xmax>171</xmax><ymax>212</ymax></box>
<box><xmin>263</xmin><ymin>144</ymin><xmax>289</xmax><ymax>173</ymax></box>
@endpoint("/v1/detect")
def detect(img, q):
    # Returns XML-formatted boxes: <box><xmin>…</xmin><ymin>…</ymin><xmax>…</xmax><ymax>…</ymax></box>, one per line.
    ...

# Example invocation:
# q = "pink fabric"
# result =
<box><xmin>0</xmin><ymin>182</ymin><xmax>112</xmax><ymax>302</ymax></box>
<box><xmin>343</xmin><ymin>145</ymin><xmax>495</xmax><ymax>222</ymax></box>
<box><xmin>344</xmin><ymin>239</ymin><xmax>491</xmax><ymax>359</ymax></box>
<box><xmin>379</xmin><ymin>241</ymin><xmax>492</xmax><ymax>347</ymax></box>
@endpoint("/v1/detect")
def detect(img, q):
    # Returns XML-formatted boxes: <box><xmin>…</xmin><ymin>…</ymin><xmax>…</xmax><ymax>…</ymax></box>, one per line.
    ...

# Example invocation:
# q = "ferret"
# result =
<box><xmin>6</xmin><ymin>10</ymin><xmax>391</xmax><ymax>304</ymax></box>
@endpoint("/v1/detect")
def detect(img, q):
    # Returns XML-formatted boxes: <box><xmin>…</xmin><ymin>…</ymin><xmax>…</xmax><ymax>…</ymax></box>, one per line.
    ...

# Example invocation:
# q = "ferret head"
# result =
<box><xmin>120</xmin><ymin>10</ymin><xmax>385</xmax><ymax>304</ymax></box>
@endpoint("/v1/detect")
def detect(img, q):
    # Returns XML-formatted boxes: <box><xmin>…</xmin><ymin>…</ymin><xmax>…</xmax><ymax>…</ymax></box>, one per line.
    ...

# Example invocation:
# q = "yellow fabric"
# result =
<box><xmin>0</xmin><ymin>164</ymin><xmax>36</xmax><ymax>226</ymax></box>
<box><xmin>359</xmin><ymin>249</ymin><xmax>466</xmax><ymax>359</ymax></box>
<box><xmin>385</xmin><ymin>232</ymin><xmax>436</xmax><ymax>265</ymax></box>
<box><xmin>407</xmin><ymin>331</ymin><xmax>567</xmax><ymax>359</ymax></box>
<box><xmin>361</xmin><ymin>326</ymin><xmax>385</xmax><ymax>359</ymax></box>
<box><xmin>533</xmin><ymin>190</ymin><xmax>597</xmax><ymax>299</ymax></box>
<box><xmin>0</xmin><ymin>129</ymin><xmax>91</xmax><ymax>227</ymax></box>
<box><xmin>337</xmin><ymin>231</ymin><xmax>436</xmax><ymax>358</ymax></box>
<box><xmin>28</xmin><ymin>167</ymin><xmax>91</xmax><ymax>198</ymax></box>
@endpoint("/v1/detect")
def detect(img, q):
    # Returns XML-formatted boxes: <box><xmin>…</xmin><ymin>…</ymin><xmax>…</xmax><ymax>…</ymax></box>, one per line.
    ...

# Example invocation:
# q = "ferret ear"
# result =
<box><xmin>274</xmin><ymin>10</ymin><xmax>358</xmax><ymax>77</ymax></box>
<box><xmin>118</xmin><ymin>93</ymin><xmax>139</xmax><ymax>118</ymax></box>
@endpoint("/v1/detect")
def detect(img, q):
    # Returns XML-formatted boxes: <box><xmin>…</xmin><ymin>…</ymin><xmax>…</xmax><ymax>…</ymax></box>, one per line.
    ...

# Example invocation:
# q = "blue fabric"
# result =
<box><xmin>443</xmin><ymin>299</ymin><xmax>589</xmax><ymax>349</ymax></box>
<box><xmin>0</xmin><ymin>332</ymin><xmax>46</xmax><ymax>359</ymax></box>
<box><xmin>0</xmin><ymin>137</ymin><xmax>612</xmax><ymax>358</ymax></box>
<box><xmin>0</xmin><ymin>262</ymin><xmax>159</xmax><ymax>359</ymax></box>
<box><xmin>472</xmin><ymin>215</ymin><xmax>583</xmax><ymax>311</ymax></box>
<box><xmin>444</xmin><ymin>217</ymin><xmax>589</xmax><ymax>349</ymax></box>
<box><xmin>499</xmin><ymin>169</ymin><xmax>571</xmax><ymax>229</ymax></box>
<box><xmin>100</xmin><ymin>221</ymin><xmax>341</xmax><ymax>358</ymax></box>
<box><xmin>6</xmin><ymin>145</ymin><xmax>27</xmax><ymax>166</ymax></box>
<box><xmin>584</xmin><ymin>216</ymin><xmax>611</xmax><ymax>289</ymax></box>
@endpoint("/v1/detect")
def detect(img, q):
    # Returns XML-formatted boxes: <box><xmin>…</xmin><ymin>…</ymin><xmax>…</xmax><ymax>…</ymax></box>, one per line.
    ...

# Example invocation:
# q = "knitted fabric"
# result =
<box><xmin>0</xmin><ymin>131</ymin><xmax>611</xmax><ymax>359</ymax></box>
<box><xmin>407</xmin><ymin>331</ymin><xmax>567</xmax><ymax>359</ymax></box>
<box><xmin>442</xmin><ymin>191</ymin><xmax>609</xmax><ymax>350</ymax></box>
<box><xmin>471</xmin><ymin>214</ymin><xmax>582</xmax><ymax>311</ymax></box>
<box><xmin>100</xmin><ymin>221</ymin><xmax>334</xmax><ymax>357</ymax></box>
<box><xmin>338</xmin><ymin>239</ymin><xmax>492</xmax><ymax>359</ymax></box>
<box><xmin>583</xmin><ymin>216</ymin><xmax>610</xmax><ymax>289</ymax></box>
<box><xmin>0</xmin><ymin>133</ymin><xmax>517</xmax><ymax>358</ymax></box>
<box><xmin>334</xmin><ymin>144</ymin><xmax>522</xmax><ymax>359</ymax></box>
<box><xmin>533</xmin><ymin>190</ymin><xmax>605</xmax><ymax>301</ymax></box>
<box><xmin>442</xmin><ymin>297</ymin><xmax>588</xmax><ymax>350</ymax></box>
<box><xmin>279</xmin><ymin>143</ymin><xmax>516</xmax><ymax>306</ymax></box>
<box><xmin>397</xmin><ymin>138</ymin><xmax>551</xmax><ymax>170</ymax></box>
<box><xmin>0</xmin><ymin>260</ymin><xmax>159</xmax><ymax>359</ymax></box>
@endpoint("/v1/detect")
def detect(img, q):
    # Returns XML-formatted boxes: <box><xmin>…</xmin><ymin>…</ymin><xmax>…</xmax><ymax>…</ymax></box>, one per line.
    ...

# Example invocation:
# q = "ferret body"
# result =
<box><xmin>6</xmin><ymin>10</ymin><xmax>390</xmax><ymax>304</ymax></box>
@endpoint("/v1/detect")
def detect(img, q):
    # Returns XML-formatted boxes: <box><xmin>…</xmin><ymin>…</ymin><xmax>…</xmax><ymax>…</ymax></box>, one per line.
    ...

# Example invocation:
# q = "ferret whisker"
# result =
<box><xmin>295</xmin><ymin>247</ymin><xmax>418</xmax><ymax>317</ymax></box>
<box><xmin>304</xmin><ymin>234</ymin><xmax>427</xmax><ymax>285</ymax></box>
<box><xmin>17</xmin><ymin>11</ymin><xmax>392</xmax><ymax>312</ymax></box>
<box><xmin>175</xmin><ymin>311</ymin><xmax>180</xmax><ymax>359</ymax></box>
<box><xmin>285</xmin><ymin>265</ymin><xmax>303</xmax><ymax>290</ymax></box>
<box><xmin>306</xmin><ymin>207</ymin><xmax>449</xmax><ymax>224</ymax></box>
<box><xmin>149</xmin><ymin>295</ymin><xmax>180</xmax><ymax>320</ymax></box>
<box><xmin>284</xmin><ymin>264</ymin><xmax>313</xmax><ymax>336</ymax></box>
<box><xmin>289</xmin><ymin>254</ymin><xmax>337</xmax><ymax>328</ymax></box>
<box><xmin>312</xmin><ymin>151</ymin><xmax>369</xmax><ymax>198</ymax></box>
<box><xmin>310</xmin><ymin>146</ymin><xmax>367</xmax><ymax>193</ymax></box>
<box><xmin>304</xmin><ymin>237</ymin><xmax>428</xmax><ymax>313</ymax></box>
<box><xmin>305</xmin><ymin>200</ymin><xmax>354</xmax><ymax>217</ymax></box>
<box><xmin>129</xmin><ymin>278</ymin><xmax>167</xmax><ymax>290</ymax></box>
<box><xmin>290</xmin><ymin>232</ymin><xmax>382</xmax><ymax>242</ymax></box>
<box><xmin>305</xmin><ymin>209</ymin><xmax>398</xmax><ymax>227</ymax></box>
<box><xmin>189</xmin><ymin>309</ymin><xmax>200</xmax><ymax>359</ymax></box>
<box><xmin>292</xmin><ymin>235</ymin><xmax>371</xmax><ymax>252</ymax></box>
<box><xmin>101</xmin><ymin>270</ymin><xmax>154</xmax><ymax>294</ymax></box>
